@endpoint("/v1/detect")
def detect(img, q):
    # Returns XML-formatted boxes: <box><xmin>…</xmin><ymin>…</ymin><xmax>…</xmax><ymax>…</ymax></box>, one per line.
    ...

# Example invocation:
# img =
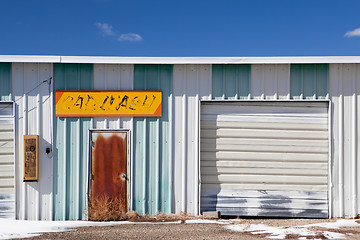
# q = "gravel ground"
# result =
<box><xmin>14</xmin><ymin>218</ymin><xmax>360</xmax><ymax>240</ymax></box>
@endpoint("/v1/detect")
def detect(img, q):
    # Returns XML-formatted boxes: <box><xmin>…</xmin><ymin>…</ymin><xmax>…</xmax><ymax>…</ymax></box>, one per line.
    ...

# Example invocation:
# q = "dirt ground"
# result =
<box><xmin>14</xmin><ymin>218</ymin><xmax>360</xmax><ymax>240</ymax></box>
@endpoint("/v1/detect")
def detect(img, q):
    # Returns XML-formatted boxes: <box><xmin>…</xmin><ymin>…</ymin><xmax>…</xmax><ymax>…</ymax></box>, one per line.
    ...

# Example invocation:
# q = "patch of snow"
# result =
<box><xmin>0</xmin><ymin>219</ymin><xmax>184</xmax><ymax>239</ymax></box>
<box><xmin>185</xmin><ymin>219</ymin><xmax>227</xmax><ymax>224</ymax></box>
<box><xmin>303</xmin><ymin>219</ymin><xmax>360</xmax><ymax>229</ymax></box>
<box><xmin>322</xmin><ymin>231</ymin><xmax>346</xmax><ymax>239</ymax></box>
<box><xmin>224</xmin><ymin>224</ymin><xmax>316</xmax><ymax>239</ymax></box>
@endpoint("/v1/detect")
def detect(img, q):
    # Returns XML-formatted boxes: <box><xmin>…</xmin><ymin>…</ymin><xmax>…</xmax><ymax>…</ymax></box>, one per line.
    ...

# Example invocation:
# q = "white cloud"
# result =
<box><xmin>95</xmin><ymin>22</ymin><xmax>116</xmax><ymax>36</ymax></box>
<box><xmin>118</xmin><ymin>33</ymin><xmax>143</xmax><ymax>42</ymax></box>
<box><xmin>345</xmin><ymin>27</ymin><xmax>360</xmax><ymax>37</ymax></box>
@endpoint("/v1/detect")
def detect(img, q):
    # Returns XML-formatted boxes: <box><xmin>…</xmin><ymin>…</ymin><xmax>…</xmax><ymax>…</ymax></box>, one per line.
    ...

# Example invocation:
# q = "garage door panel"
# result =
<box><xmin>202</xmin><ymin>174</ymin><xmax>327</xmax><ymax>185</ymax></box>
<box><xmin>202</xmin><ymin>189</ymin><xmax>328</xmax><ymax>199</ymax></box>
<box><xmin>202</xmin><ymin>183</ymin><xmax>328</xmax><ymax>192</ymax></box>
<box><xmin>201</xmin><ymin>121</ymin><xmax>328</xmax><ymax>131</ymax></box>
<box><xmin>200</xmin><ymin>101</ymin><xmax>329</xmax><ymax>218</ymax></box>
<box><xmin>203</xmin><ymin>207</ymin><xmax>328</xmax><ymax>218</ymax></box>
<box><xmin>201</xmin><ymin>129</ymin><xmax>328</xmax><ymax>140</ymax></box>
<box><xmin>201</xmin><ymin>103</ymin><xmax>328</xmax><ymax>115</ymax></box>
<box><xmin>201</xmin><ymin>160</ymin><xmax>328</xmax><ymax>170</ymax></box>
<box><xmin>201</xmin><ymin>143</ymin><xmax>328</xmax><ymax>154</ymax></box>
<box><xmin>201</xmin><ymin>166</ymin><xmax>327</xmax><ymax>176</ymax></box>
<box><xmin>201</xmin><ymin>137</ymin><xmax>329</xmax><ymax>147</ymax></box>
<box><xmin>202</xmin><ymin>114</ymin><xmax>327</xmax><ymax>124</ymax></box>
<box><xmin>201</xmin><ymin>151</ymin><xmax>328</xmax><ymax>162</ymax></box>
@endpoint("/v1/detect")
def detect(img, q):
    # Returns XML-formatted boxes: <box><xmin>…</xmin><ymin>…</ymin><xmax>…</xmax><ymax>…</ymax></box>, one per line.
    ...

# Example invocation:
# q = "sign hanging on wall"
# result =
<box><xmin>56</xmin><ymin>91</ymin><xmax>162</xmax><ymax>117</ymax></box>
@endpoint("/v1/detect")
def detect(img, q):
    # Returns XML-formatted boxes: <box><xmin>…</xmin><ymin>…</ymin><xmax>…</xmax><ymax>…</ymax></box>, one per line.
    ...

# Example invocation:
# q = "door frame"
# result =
<box><xmin>87</xmin><ymin>129</ymin><xmax>132</xmax><ymax>213</ymax></box>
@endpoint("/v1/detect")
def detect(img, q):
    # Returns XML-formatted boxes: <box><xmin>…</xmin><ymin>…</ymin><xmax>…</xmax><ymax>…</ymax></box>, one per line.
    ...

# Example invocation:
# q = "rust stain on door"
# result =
<box><xmin>89</xmin><ymin>131</ymin><xmax>127</xmax><ymax>220</ymax></box>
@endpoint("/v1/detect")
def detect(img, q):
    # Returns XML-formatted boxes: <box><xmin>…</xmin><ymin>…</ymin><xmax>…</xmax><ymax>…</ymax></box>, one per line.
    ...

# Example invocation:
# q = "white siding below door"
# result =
<box><xmin>200</xmin><ymin>101</ymin><xmax>329</xmax><ymax>218</ymax></box>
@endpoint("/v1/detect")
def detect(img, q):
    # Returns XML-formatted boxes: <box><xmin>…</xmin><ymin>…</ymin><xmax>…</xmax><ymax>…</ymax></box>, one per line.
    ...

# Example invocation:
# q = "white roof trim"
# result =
<box><xmin>1</xmin><ymin>55</ymin><xmax>360</xmax><ymax>64</ymax></box>
<box><xmin>0</xmin><ymin>55</ymin><xmax>61</xmax><ymax>63</ymax></box>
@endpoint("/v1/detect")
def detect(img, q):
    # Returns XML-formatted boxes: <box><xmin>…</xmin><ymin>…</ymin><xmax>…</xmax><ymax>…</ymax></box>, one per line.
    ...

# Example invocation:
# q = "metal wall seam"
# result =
<box><xmin>53</xmin><ymin>63</ymin><xmax>93</xmax><ymax>220</ymax></box>
<box><xmin>12</xmin><ymin>63</ymin><xmax>53</xmax><ymax>220</ymax></box>
<box><xmin>93</xmin><ymin>64</ymin><xmax>134</xmax><ymax>210</ymax></box>
<box><xmin>329</xmin><ymin>63</ymin><xmax>360</xmax><ymax>218</ymax></box>
<box><xmin>173</xmin><ymin>64</ymin><xmax>211</xmax><ymax>215</ymax></box>
<box><xmin>133</xmin><ymin>65</ymin><xmax>172</xmax><ymax>214</ymax></box>
<box><xmin>251</xmin><ymin>64</ymin><xmax>290</xmax><ymax>100</ymax></box>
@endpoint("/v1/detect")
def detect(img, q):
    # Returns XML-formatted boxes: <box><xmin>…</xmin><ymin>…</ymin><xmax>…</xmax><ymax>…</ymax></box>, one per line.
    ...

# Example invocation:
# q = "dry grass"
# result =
<box><xmin>86</xmin><ymin>197</ymin><xmax>197</xmax><ymax>222</ymax></box>
<box><xmin>88</xmin><ymin>195</ymin><xmax>127</xmax><ymax>221</ymax></box>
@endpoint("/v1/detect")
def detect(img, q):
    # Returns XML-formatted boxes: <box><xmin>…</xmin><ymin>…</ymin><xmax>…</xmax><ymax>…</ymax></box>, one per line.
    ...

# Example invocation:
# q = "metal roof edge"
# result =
<box><xmin>0</xmin><ymin>55</ymin><xmax>61</xmax><ymax>63</ymax></box>
<box><xmin>1</xmin><ymin>55</ymin><xmax>360</xmax><ymax>64</ymax></box>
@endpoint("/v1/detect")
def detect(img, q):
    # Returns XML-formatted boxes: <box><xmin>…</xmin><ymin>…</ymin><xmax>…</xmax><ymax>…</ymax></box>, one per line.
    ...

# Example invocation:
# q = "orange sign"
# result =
<box><xmin>56</xmin><ymin>91</ymin><xmax>162</xmax><ymax>117</ymax></box>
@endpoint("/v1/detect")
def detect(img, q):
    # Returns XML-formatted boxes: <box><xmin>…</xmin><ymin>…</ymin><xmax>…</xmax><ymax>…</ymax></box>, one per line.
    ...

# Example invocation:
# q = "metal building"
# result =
<box><xmin>0</xmin><ymin>55</ymin><xmax>359</xmax><ymax>220</ymax></box>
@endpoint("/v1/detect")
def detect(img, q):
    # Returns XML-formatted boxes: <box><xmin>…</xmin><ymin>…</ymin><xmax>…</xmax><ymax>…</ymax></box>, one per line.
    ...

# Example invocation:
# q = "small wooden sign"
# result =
<box><xmin>24</xmin><ymin>135</ymin><xmax>38</xmax><ymax>181</ymax></box>
<box><xmin>55</xmin><ymin>91</ymin><xmax>162</xmax><ymax>117</ymax></box>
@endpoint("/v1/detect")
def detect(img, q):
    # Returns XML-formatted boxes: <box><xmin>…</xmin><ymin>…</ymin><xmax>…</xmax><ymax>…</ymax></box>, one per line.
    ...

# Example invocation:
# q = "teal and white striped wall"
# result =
<box><xmin>0</xmin><ymin>58</ymin><xmax>359</xmax><ymax>220</ymax></box>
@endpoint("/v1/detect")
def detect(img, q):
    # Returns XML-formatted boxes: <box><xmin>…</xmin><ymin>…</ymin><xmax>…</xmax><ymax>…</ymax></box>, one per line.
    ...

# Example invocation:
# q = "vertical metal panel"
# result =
<box><xmin>173</xmin><ymin>65</ymin><xmax>211</xmax><ymax>215</ymax></box>
<box><xmin>12</xmin><ymin>63</ymin><xmax>53</xmax><ymax>220</ymax></box>
<box><xmin>329</xmin><ymin>63</ymin><xmax>360</xmax><ymax>218</ymax></box>
<box><xmin>0</xmin><ymin>63</ymin><xmax>12</xmax><ymax>101</ymax></box>
<box><xmin>93</xmin><ymin>64</ymin><xmax>134</xmax><ymax>130</ymax></box>
<box><xmin>212</xmin><ymin>65</ymin><xmax>250</xmax><ymax>100</ymax></box>
<box><xmin>53</xmin><ymin>64</ymin><xmax>93</xmax><ymax>220</ymax></box>
<box><xmin>133</xmin><ymin>65</ymin><xmax>172</xmax><ymax>214</ymax></box>
<box><xmin>291</xmin><ymin>64</ymin><xmax>329</xmax><ymax>99</ymax></box>
<box><xmin>251</xmin><ymin>65</ymin><xmax>290</xmax><ymax>100</ymax></box>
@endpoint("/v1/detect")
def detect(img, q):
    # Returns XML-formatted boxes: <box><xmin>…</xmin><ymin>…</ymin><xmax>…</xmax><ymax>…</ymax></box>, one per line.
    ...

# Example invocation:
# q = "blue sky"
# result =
<box><xmin>1</xmin><ymin>0</ymin><xmax>359</xmax><ymax>57</ymax></box>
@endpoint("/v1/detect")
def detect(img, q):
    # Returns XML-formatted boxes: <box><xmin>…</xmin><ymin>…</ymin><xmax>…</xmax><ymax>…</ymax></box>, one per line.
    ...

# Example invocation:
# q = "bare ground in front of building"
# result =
<box><xmin>14</xmin><ymin>217</ymin><xmax>360</xmax><ymax>240</ymax></box>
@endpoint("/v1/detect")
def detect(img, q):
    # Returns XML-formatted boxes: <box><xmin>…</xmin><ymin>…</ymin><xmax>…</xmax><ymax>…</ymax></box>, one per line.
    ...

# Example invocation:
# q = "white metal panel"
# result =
<box><xmin>329</xmin><ymin>63</ymin><xmax>360</xmax><ymax>218</ymax></box>
<box><xmin>200</xmin><ymin>101</ymin><xmax>329</xmax><ymax>218</ymax></box>
<box><xmin>12</xmin><ymin>63</ymin><xmax>53</xmax><ymax>220</ymax></box>
<box><xmin>172</xmin><ymin>64</ymin><xmax>211</xmax><ymax>215</ymax></box>
<box><xmin>251</xmin><ymin>64</ymin><xmax>290</xmax><ymax>100</ymax></box>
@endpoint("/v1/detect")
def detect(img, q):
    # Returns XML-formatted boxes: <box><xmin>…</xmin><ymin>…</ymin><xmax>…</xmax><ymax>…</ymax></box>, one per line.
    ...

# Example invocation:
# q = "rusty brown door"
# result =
<box><xmin>89</xmin><ymin>131</ymin><xmax>128</xmax><ymax>220</ymax></box>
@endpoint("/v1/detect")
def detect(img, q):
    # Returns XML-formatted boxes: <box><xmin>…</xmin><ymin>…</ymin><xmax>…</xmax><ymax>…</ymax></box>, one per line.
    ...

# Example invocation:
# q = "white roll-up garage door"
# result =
<box><xmin>0</xmin><ymin>102</ymin><xmax>15</xmax><ymax>219</ymax></box>
<box><xmin>200</xmin><ymin>101</ymin><xmax>329</xmax><ymax>218</ymax></box>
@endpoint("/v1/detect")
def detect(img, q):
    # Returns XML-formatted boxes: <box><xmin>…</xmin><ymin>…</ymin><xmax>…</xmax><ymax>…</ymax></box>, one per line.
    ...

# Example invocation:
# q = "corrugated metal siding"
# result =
<box><xmin>251</xmin><ymin>64</ymin><xmax>290</xmax><ymax>100</ymax></box>
<box><xmin>291</xmin><ymin>64</ymin><xmax>329</xmax><ymax>99</ymax></box>
<box><xmin>173</xmin><ymin>65</ymin><xmax>211</xmax><ymax>215</ymax></box>
<box><xmin>0</xmin><ymin>103</ymin><xmax>14</xmax><ymax>219</ymax></box>
<box><xmin>212</xmin><ymin>65</ymin><xmax>250</xmax><ymax>100</ymax></box>
<box><xmin>200</xmin><ymin>101</ymin><xmax>329</xmax><ymax>218</ymax></box>
<box><xmin>329</xmin><ymin>63</ymin><xmax>360</xmax><ymax>218</ymax></box>
<box><xmin>133</xmin><ymin>65</ymin><xmax>172</xmax><ymax>214</ymax></box>
<box><xmin>12</xmin><ymin>63</ymin><xmax>53</xmax><ymax>220</ymax></box>
<box><xmin>93</xmin><ymin>64</ymin><xmax>134</xmax><ymax>129</ymax></box>
<box><xmin>53</xmin><ymin>64</ymin><xmax>93</xmax><ymax>220</ymax></box>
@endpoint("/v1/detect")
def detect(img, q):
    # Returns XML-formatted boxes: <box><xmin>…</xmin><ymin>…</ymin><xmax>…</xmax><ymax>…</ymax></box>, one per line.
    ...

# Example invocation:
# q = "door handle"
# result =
<box><xmin>120</xmin><ymin>173</ymin><xmax>127</xmax><ymax>180</ymax></box>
